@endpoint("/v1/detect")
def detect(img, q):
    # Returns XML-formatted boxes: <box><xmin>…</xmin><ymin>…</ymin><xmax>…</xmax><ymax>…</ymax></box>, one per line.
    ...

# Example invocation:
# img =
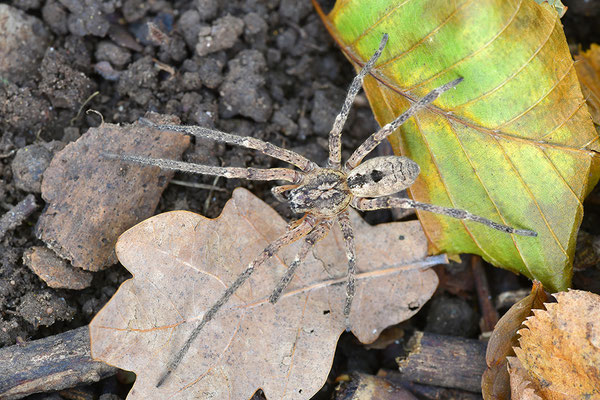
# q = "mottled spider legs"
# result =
<box><xmin>337</xmin><ymin>211</ymin><xmax>357</xmax><ymax>329</ymax></box>
<box><xmin>354</xmin><ymin>197</ymin><xmax>537</xmax><ymax>237</ymax></box>
<box><xmin>105</xmin><ymin>152</ymin><xmax>303</xmax><ymax>183</ymax></box>
<box><xmin>138</xmin><ymin>118</ymin><xmax>317</xmax><ymax>172</ymax></box>
<box><xmin>269</xmin><ymin>219</ymin><xmax>333</xmax><ymax>304</ymax></box>
<box><xmin>345</xmin><ymin>77</ymin><xmax>463</xmax><ymax>170</ymax></box>
<box><xmin>329</xmin><ymin>33</ymin><xmax>388</xmax><ymax>169</ymax></box>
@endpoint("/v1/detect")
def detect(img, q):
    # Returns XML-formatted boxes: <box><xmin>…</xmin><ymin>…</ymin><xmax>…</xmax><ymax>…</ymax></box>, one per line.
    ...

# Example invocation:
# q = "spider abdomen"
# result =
<box><xmin>288</xmin><ymin>169</ymin><xmax>352</xmax><ymax>217</ymax></box>
<box><xmin>347</xmin><ymin>156</ymin><xmax>420</xmax><ymax>198</ymax></box>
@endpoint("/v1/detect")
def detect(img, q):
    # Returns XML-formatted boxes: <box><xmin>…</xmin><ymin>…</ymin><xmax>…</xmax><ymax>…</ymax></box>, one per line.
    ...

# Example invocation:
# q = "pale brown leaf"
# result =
<box><xmin>513</xmin><ymin>290</ymin><xmax>600</xmax><ymax>399</ymax></box>
<box><xmin>481</xmin><ymin>281</ymin><xmax>547</xmax><ymax>400</ymax></box>
<box><xmin>89</xmin><ymin>188</ymin><xmax>442</xmax><ymax>399</ymax></box>
<box><xmin>506</xmin><ymin>357</ymin><xmax>543</xmax><ymax>400</ymax></box>
<box><xmin>36</xmin><ymin>114</ymin><xmax>190</xmax><ymax>271</ymax></box>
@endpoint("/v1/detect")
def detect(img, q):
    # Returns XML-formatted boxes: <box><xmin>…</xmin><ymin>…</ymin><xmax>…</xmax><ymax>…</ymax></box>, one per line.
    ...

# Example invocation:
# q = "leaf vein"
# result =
<box><xmin>493</xmin><ymin>136</ymin><xmax>569</xmax><ymax>258</ymax></box>
<box><xmin>348</xmin><ymin>0</ymin><xmax>414</xmax><ymax>47</ymax></box>
<box><xmin>450</xmin><ymin>14</ymin><xmax>557</xmax><ymax>110</ymax></box>
<box><xmin>407</xmin><ymin>0</ymin><xmax>524</xmax><ymax>91</ymax></box>
<box><xmin>376</xmin><ymin>0</ymin><xmax>474</xmax><ymax>69</ymax></box>
<box><xmin>497</xmin><ymin>62</ymin><xmax>575</xmax><ymax>129</ymax></box>
<box><xmin>412</xmin><ymin>113</ymin><xmax>496</xmax><ymax>262</ymax></box>
<box><xmin>538</xmin><ymin>100</ymin><xmax>587</xmax><ymax>141</ymax></box>
<box><xmin>445</xmin><ymin>118</ymin><xmax>529</xmax><ymax>272</ymax></box>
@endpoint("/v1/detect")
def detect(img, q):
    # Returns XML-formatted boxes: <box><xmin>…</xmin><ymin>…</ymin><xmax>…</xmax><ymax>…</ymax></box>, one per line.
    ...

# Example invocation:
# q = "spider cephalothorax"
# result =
<box><xmin>108</xmin><ymin>34</ymin><xmax>536</xmax><ymax>387</ymax></box>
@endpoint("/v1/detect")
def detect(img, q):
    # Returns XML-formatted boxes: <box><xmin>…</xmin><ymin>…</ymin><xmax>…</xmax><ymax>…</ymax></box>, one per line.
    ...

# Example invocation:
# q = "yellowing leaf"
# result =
<box><xmin>315</xmin><ymin>0</ymin><xmax>600</xmax><ymax>292</ymax></box>
<box><xmin>513</xmin><ymin>290</ymin><xmax>600</xmax><ymax>398</ymax></box>
<box><xmin>89</xmin><ymin>188</ymin><xmax>442</xmax><ymax>399</ymax></box>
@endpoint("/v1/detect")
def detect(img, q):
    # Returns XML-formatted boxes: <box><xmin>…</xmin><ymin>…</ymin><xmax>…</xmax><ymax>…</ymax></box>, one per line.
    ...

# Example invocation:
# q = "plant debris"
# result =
<box><xmin>511</xmin><ymin>290</ymin><xmax>600</xmax><ymax>398</ymax></box>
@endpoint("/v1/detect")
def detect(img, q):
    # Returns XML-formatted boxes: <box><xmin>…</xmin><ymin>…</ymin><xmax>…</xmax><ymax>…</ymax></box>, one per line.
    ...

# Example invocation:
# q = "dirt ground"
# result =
<box><xmin>1</xmin><ymin>0</ymin><xmax>600</xmax><ymax>399</ymax></box>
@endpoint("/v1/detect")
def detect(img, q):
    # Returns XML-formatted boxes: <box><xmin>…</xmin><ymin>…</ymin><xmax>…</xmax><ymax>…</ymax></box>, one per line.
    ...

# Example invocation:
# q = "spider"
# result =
<box><xmin>107</xmin><ymin>34</ymin><xmax>536</xmax><ymax>387</ymax></box>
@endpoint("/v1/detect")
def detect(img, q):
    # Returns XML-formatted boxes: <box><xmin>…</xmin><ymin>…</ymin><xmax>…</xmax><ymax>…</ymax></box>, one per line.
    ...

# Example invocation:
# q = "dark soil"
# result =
<box><xmin>1</xmin><ymin>0</ymin><xmax>600</xmax><ymax>399</ymax></box>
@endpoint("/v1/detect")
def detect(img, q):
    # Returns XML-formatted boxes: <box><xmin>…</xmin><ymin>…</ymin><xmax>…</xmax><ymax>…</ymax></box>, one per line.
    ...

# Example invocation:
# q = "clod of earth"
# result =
<box><xmin>89</xmin><ymin>188</ymin><xmax>442</xmax><ymax>400</ymax></box>
<box><xmin>23</xmin><ymin>246</ymin><xmax>93</xmax><ymax>290</ymax></box>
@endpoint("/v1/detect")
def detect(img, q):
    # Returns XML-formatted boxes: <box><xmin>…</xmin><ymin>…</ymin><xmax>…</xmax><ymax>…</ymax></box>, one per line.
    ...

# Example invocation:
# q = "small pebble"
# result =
<box><xmin>12</xmin><ymin>143</ymin><xmax>61</xmax><ymax>193</ymax></box>
<box><xmin>425</xmin><ymin>295</ymin><xmax>479</xmax><ymax>337</ymax></box>
<box><xmin>95</xmin><ymin>41</ymin><xmax>131</xmax><ymax>67</ymax></box>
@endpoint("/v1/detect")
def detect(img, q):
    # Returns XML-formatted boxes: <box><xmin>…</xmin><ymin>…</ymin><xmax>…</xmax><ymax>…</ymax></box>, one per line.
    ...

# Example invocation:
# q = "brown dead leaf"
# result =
<box><xmin>482</xmin><ymin>281</ymin><xmax>547</xmax><ymax>400</ymax></box>
<box><xmin>513</xmin><ymin>290</ymin><xmax>600</xmax><ymax>399</ymax></box>
<box><xmin>575</xmin><ymin>45</ymin><xmax>600</xmax><ymax>126</ymax></box>
<box><xmin>36</xmin><ymin>114</ymin><xmax>190</xmax><ymax>271</ymax></box>
<box><xmin>89</xmin><ymin>188</ymin><xmax>442</xmax><ymax>399</ymax></box>
<box><xmin>506</xmin><ymin>357</ymin><xmax>543</xmax><ymax>400</ymax></box>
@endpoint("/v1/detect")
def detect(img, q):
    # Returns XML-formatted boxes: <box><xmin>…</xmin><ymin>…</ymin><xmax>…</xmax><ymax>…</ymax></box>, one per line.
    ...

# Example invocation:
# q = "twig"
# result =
<box><xmin>392</xmin><ymin>331</ymin><xmax>486</xmax><ymax>393</ymax></box>
<box><xmin>471</xmin><ymin>255</ymin><xmax>499</xmax><ymax>332</ymax></box>
<box><xmin>170</xmin><ymin>179</ymin><xmax>226</xmax><ymax>192</ymax></box>
<box><xmin>0</xmin><ymin>194</ymin><xmax>38</xmax><ymax>241</ymax></box>
<box><xmin>0</xmin><ymin>326</ymin><xmax>116</xmax><ymax>400</ymax></box>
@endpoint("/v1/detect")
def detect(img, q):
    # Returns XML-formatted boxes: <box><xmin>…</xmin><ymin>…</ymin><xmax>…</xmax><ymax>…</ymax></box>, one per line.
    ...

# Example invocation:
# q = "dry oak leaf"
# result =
<box><xmin>89</xmin><ymin>188</ymin><xmax>442</xmax><ymax>400</ymax></box>
<box><xmin>36</xmin><ymin>115</ymin><xmax>190</xmax><ymax>271</ymax></box>
<box><xmin>513</xmin><ymin>290</ymin><xmax>600</xmax><ymax>399</ymax></box>
<box><xmin>482</xmin><ymin>281</ymin><xmax>547</xmax><ymax>400</ymax></box>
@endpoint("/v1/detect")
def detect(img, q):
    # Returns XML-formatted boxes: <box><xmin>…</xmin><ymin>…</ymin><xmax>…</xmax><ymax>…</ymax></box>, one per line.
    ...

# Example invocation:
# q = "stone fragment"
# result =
<box><xmin>0</xmin><ymin>4</ymin><xmax>50</xmax><ymax>84</ymax></box>
<box><xmin>12</xmin><ymin>141</ymin><xmax>65</xmax><ymax>193</ymax></box>
<box><xmin>36</xmin><ymin>114</ymin><xmax>190</xmax><ymax>271</ymax></box>
<box><xmin>23</xmin><ymin>246</ymin><xmax>93</xmax><ymax>290</ymax></box>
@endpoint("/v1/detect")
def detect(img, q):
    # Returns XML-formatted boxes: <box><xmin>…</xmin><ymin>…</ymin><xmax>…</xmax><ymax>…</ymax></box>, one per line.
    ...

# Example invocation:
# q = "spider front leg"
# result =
<box><xmin>139</xmin><ymin>118</ymin><xmax>317</xmax><ymax>172</ymax></box>
<box><xmin>353</xmin><ymin>197</ymin><xmax>537</xmax><ymax>237</ymax></box>
<box><xmin>328</xmin><ymin>33</ymin><xmax>388</xmax><ymax>169</ymax></box>
<box><xmin>345</xmin><ymin>77</ymin><xmax>463</xmax><ymax>170</ymax></box>
<box><xmin>104</xmin><ymin>153</ymin><xmax>303</xmax><ymax>184</ymax></box>
<box><xmin>156</xmin><ymin>215</ymin><xmax>317</xmax><ymax>388</ymax></box>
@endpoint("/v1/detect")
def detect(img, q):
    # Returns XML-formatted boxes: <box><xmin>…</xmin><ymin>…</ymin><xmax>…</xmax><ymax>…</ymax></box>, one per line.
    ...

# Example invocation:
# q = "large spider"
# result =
<box><xmin>109</xmin><ymin>34</ymin><xmax>536</xmax><ymax>387</ymax></box>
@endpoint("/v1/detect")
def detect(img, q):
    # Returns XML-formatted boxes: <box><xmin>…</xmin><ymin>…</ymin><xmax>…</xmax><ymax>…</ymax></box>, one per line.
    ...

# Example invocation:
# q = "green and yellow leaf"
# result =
<box><xmin>315</xmin><ymin>0</ymin><xmax>600</xmax><ymax>291</ymax></box>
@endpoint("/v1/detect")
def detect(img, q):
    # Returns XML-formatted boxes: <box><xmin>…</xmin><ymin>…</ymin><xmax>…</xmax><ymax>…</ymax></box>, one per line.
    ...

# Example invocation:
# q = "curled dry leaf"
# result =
<box><xmin>89</xmin><ymin>188</ymin><xmax>442</xmax><ymax>399</ymax></box>
<box><xmin>36</xmin><ymin>114</ymin><xmax>190</xmax><ymax>271</ymax></box>
<box><xmin>512</xmin><ymin>290</ymin><xmax>600</xmax><ymax>399</ymax></box>
<box><xmin>481</xmin><ymin>281</ymin><xmax>547</xmax><ymax>399</ymax></box>
<box><xmin>506</xmin><ymin>357</ymin><xmax>543</xmax><ymax>400</ymax></box>
<box><xmin>575</xmin><ymin>44</ymin><xmax>600</xmax><ymax>126</ymax></box>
